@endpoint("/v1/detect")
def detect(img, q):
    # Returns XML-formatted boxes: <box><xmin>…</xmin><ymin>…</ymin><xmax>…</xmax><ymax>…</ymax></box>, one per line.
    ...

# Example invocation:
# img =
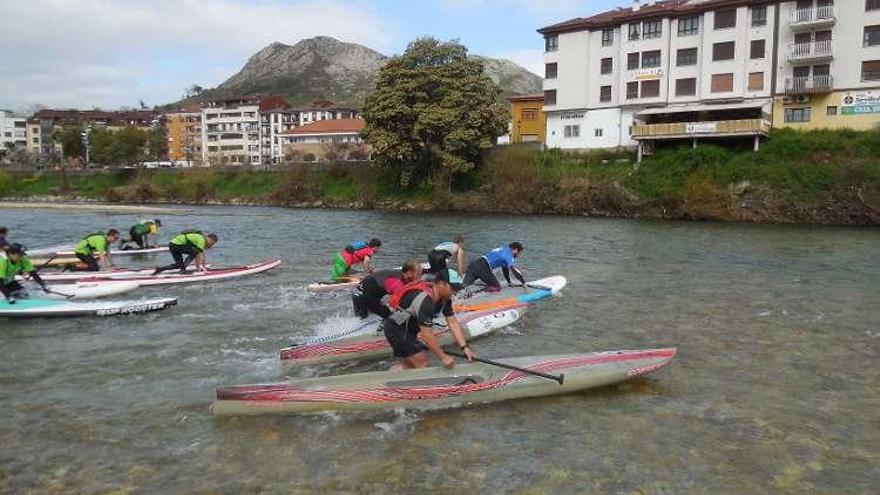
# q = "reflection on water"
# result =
<box><xmin>0</xmin><ymin>206</ymin><xmax>878</xmax><ymax>494</ymax></box>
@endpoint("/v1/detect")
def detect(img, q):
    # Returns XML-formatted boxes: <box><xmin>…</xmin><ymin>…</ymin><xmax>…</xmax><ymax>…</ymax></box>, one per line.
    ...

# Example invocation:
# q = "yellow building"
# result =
<box><xmin>773</xmin><ymin>90</ymin><xmax>880</xmax><ymax>131</ymax></box>
<box><xmin>166</xmin><ymin>106</ymin><xmax>202</xmax><ymax>164</ymax></box>
<box><xmin>508</xmin><ymin>94</ymin><xmax>546</xmax><ymax>144</ymax></box>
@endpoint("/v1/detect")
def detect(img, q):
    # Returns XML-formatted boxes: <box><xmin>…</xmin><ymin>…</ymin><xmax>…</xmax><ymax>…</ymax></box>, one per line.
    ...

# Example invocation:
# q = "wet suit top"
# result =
<box><xmin>388</xmin><ymin>285</ymin><xmax>454</xmax><ymax>329</ymax></box>
<box><xmin>75</xmin><ymin>234</ymin><xmax>109</xmax><ymax>256</ymax></box>
<box><xmin>132</xmin><ymin>221</ymin><xmax>159</xmax><ymax>236</ymax></box>
<box><xmin>341</xmin><ymin>246</ymin><xmax>376</xmax><ymax>267</ymax></box>
<box><xmin>371</xmin><ymin>269</ymin><xmax>406</xmax><ymax>296</ymax></box>
<box><xmin>170</xmin><ymin>232</ymin><xmax>207</xmax><ymax>252</ymax></box>
<box><xmin>0</xmin><ymin>256</ymin><xmax>45</xmax><ymax>288</ymax></box>
<box><xmin>434</xmin><ymin>242</ymin><xmax>460</xmax><ymax>257</ymax></box>
<box><xmin>482</xmin><ymin>246</ymin><xmax>525</xmax><ymax>286</ymax></box>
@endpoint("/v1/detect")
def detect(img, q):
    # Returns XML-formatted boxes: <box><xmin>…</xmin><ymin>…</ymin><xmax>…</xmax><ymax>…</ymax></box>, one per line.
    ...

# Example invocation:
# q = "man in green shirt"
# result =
<box><xmin>153</xmin><ymin>231</ymin><xmax>218</xmax><ymax>275</ymax></box>
<box><xmin>121</xmin><ymin>219</ymin><xmax>161</xmax><ymax>249</ymax></box>
<box><xmin>74</xmin><ymin>229</ymin><xmax>119</xmax><ymax>272</ymax></box>
<box><xmin>1</xmin><ymin>244</ymin><xmax>49</xmax><ymax>302</ymax></box>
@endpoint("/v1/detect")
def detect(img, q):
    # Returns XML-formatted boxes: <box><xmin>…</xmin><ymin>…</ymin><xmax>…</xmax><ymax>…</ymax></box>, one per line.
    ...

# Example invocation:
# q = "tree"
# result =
<box><xmin>185</xmin><ymin>84</ymin><xmax>204</xmax><ymax>99</ymax></box>
<box><xmin>148</xmin><ymin>126</ymin><xmax>168</xmax><ymax>162</ymax></box>
<box><xmin>55</xmin><ymin>124</ymin><xmax>85</xmax><ymax>159</ymax></box>
<box><xmin>360</xmin><ymin>37</ymin><xmax>509</xmax><ymax>189</ymax></box>
<box><xmin>90</xmin><ymin>126</ymin><xmax>149</xmax><ymax>166</ymax></box>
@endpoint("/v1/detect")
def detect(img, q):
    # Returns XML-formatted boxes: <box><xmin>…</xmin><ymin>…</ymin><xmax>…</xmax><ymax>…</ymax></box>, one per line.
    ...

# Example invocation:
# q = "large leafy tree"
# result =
<box><xmin>361</xmin><ymin>37</ymin><xmax>509</xmax><ymax>188</ymax></box>
<box><xmin>91</xmin><ymin>126</ymin><xmax>149</xmax><ymax>166</ymax></box>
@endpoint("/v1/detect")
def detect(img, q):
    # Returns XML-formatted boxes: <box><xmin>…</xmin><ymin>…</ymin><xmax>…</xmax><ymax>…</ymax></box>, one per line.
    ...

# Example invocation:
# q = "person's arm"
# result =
<box><xmin>444</xmin><ymin>314</ymin><xmax>474</xmax><ymax>361</ymax></box>
<box><xmin>511</xmin><ymin>266</ymin><xmax>526</xmax><ymax>286</ymax></box>
<box><xmin>456</xmin><ymin>249</ymin><xmax>465</xmax><ymax>275</ymax></box>
<box><xmin>194</xmin><ymin>251</ymin><xmax>207</xmax><ymax>270</ymax></box>
<box><xmin>501</xmin><ymin>266</ymin><xmax>513</xmax><ymax>285</ymax></box>
<box><xmin>29</xmin><ymin>271</ymin><xmax>49</xmax><ymax>292</ymax></box>
<box><xmin>418</xmin><ymin>325</ymin><xmax>454</xmax><ymax>369</ymax></box>
<box><xmin>363</xmin><ymin>255</ymin><xmax>374</xmax><ymax>273</ymax></box>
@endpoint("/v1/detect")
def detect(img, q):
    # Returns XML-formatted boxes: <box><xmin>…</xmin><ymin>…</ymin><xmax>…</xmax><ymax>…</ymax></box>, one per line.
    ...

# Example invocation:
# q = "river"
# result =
<box><xmin>0</xmin><ymin>205</ymin><xmax>877</xmax><ymax>494</ymax></box>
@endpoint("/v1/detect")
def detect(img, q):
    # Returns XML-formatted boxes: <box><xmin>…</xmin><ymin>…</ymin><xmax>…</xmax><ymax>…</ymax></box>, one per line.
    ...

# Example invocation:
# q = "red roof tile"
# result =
<box><xmin>508</xmin><ymin>93</ymin><xmax>544</xmax><ymax>102</ymax></box>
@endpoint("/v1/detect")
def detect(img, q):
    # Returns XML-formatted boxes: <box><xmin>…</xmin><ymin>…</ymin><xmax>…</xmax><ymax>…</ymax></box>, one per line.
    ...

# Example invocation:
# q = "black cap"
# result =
<box><xmin>154</xmin><ymin>219</ymin><xmax>162</xmax><ymax>226</ymax></box>
<box><xmin>7</xmin><ymin>243</ymin><xmax>26</xmax><ymax>254</ymax></box>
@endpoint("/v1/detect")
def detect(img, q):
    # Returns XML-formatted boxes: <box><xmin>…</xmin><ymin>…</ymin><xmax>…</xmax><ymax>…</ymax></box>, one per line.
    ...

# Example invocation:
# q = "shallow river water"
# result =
<box><xmin>0</xmin><ymin>205</ymin><xmax>878</xmax><ymax>494</ymax></box>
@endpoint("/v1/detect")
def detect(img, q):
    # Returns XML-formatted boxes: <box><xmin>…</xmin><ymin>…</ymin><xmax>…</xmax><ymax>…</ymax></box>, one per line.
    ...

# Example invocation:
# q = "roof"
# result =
<box><xmin>32</xmin><ymin>109</ymin><xmax>160</xmax><ymax>125</ymax></box>
<box><xmin>538</xmin><ymin>0</ymin><xmax>772</xmax><ymax>35</ymax></box>
<box><xmin>508</xmin><ymin>93</ymin><xmax>544</xmax><ymax>103</ymax></box>
<box><xmin>259</xmin><ymin>95</ymin><xmax>291</xmax><ymax>112</ymax></box>
<box><xmin>292</xmin><ymin>100</ymin><xmax>358</xmax><ymax>112</ymax></box>
<box><xmin>282</xmin><ymin>118</ymin><xmax>365</xmax><ymax>135</ymax></box>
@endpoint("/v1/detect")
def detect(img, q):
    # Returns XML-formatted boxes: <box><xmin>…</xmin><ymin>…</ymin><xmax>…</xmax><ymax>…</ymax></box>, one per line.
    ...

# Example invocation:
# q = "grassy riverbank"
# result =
<box><xmin>2</xmin><ymin>128</ymin><xmax>879</xmax><ymax>225</ymax></box>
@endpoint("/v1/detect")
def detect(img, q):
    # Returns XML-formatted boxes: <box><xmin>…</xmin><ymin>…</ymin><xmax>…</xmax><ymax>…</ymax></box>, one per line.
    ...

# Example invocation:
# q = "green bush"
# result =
<box><xmin>0</xmin><ymin>170</ymin><xmax>12</xmax><ymax>197</ymax></box>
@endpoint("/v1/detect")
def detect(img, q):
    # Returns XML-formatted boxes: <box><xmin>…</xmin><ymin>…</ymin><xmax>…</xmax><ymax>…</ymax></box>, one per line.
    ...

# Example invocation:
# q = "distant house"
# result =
<box><xmin>280</xmin><ymin>118</ymin><xmax>368</xmax><ymax>161</ymax></box>
<box><xmin>508</xmin><ymin>94</ymin><xmax>546</xmax><ymax>144</ymax></box>
<box><xmin>166</xmin><ymin>103</ymin><xmax>202</xmax><ymax>165</ymax></box>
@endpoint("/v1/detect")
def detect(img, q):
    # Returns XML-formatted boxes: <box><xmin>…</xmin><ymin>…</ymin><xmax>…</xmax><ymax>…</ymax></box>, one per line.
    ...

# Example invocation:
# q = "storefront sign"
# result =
<box><xmin>635</xmin><ymin>68</ymin><xmax>663</xmax><ymax>80</ymax></box>
<box><xmin>685</xmin><ymin>122</ymin><xmax>717</xmax><ymax>134</ymax></box>
<box><xmin>841</xmin><ymin>91</ymin><xmax>880</xmax><ymax>115</ymax></box>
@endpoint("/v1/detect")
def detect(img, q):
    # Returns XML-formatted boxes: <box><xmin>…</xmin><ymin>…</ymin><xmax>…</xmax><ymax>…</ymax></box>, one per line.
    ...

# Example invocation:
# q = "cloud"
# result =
<box><xmin>495</xmin><ymin>49</ymin><xmax>544</xmax><ymax>77</ymax></box>
<box><xmin>0</xmin><ymin>0</ymin><xmax>392</xmax><ymax>110</ymax></box>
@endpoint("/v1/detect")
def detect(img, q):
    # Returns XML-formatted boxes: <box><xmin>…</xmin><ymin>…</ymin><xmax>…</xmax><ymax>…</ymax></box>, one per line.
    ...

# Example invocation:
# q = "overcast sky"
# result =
<box><xmin>0</xmin><ymin>0</ymin><xmax>622</xmax><ymax>112</ymax></box>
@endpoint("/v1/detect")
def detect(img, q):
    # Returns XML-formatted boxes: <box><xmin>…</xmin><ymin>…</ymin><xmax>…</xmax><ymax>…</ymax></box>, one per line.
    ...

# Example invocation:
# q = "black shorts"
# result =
<box><xmin>76</xmin><ymin>253</ymin><xmax>100</xmax><ymax>272</ymax></box>
<box><xmin>0</xmin><ymin>280</ymin><xmax>24</xmax><ymax>298</ymax></box>
<box><xmin>462</xmin><ymin>258</ymin><xmax>500</xmax><ymax>288</ymax></box>
<box><xmin>382</xmin><ymin>318</ymin><xmax>425</xmax><ymax>359</ymax></box>
<box><xmin>352</xmin><ymin>278</ymin><xmax>390</xmax><ymax>319</ymax></box>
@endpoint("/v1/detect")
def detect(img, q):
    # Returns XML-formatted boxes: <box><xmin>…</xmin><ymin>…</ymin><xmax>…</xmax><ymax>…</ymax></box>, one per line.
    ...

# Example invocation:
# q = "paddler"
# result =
<box><xmin>462</xmin><ymin>242</ymin><xmax>526</xmax><ymax>291</ymax></box>
<box><xmin>153</xmin><ymin>230</ymin><xmax>217</xmax><ymax>275</ymax></box>
<box><xmin>74</xmin><ymin>229</ymin><xmax>119</xmax><ymax>271</ymax></box>
<box><xmin>330</xmin><ymin>238</ymin><xmax>381</xmax><ymax>282</ymax></box>
<box><xmin>0</xmin><ymin>244</ymin><xmax>49</xmax><ymax>302</ymax></box>
<box><xmin>122</xmin><ymin>219</ymin><xmax>161</xmax><ymax>249</ymax></box>
<box><xmin>427</xmin><ymin>235</ymin><xmax>466</xmax><ymax>277</ymax></box>
<box><xmin>382</xmin><ymin>272</ymin><xmax>475</xmax><ymax>369</ymax></box>
<box><xmin>351</xmin><ymin>260</ymin><xmax>422</xmax><ymax>319</ymax></box>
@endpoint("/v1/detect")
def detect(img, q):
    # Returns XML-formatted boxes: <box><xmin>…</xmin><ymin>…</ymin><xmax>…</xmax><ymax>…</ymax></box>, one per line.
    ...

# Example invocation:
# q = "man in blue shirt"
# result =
<box><xmin>462</xmin><ymin>242</ymin><xmax>526</xmax><ymax>291</ymax></box>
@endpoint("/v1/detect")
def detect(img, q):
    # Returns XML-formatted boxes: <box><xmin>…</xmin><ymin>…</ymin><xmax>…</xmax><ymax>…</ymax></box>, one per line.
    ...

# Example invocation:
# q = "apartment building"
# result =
<box><xmin>201</xmin><ymin>97</ymin><xmax>261</xmax><ymax>165</ymax></box>
<box><xmin>540</xmin><ymin>0</ymin><xmax>776</xmax><ymax>159</ymax></box>
<box><xmin>0</xmin><ymin>110</ymin><xmax>28</xmax><ymax>151</ymax></box>
<box><xmin>773</xmin><ymin>0</ymin><xmax>880</xmax><ymax>130</ymax></box>
<box><xmin>296</xmin><ymin>100</ymin><xmax>358</xmax><ymax>126</ymax></box>
<box><xmin>259</xmin><ymin>96</ymin><xmax>301</xmax><ymax>165</ymax></box>
<box><xmin>279</xmin><ymin>118</ymin><xmax>367</xmax><ymax>161</ymax></box>
<box><xmin>166</xmin><ymin>105</ymin><xmax>202</xmax><ymax>165</ymax></box>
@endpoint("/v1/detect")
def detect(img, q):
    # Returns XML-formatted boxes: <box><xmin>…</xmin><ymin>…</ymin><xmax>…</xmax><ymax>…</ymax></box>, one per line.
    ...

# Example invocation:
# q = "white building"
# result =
<box><xmin>0</xmin><ymin>110</ymin><xmax>28</xmax><ymax>151</ymax></box>
<box><xmin>201</xmin><ymin>97</ymin><xmax>262</xmax><ymax>165</ymax></box>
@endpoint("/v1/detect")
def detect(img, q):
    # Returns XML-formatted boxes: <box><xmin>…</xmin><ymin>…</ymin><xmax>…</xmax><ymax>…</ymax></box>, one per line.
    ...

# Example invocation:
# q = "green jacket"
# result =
<box><xmin>132</xmin><ymin>221</ymin><xmax>158</xmax><ymax>236</ymax></box>
<box><xmin>170</xmin><ymin>232</ymin><xmax>206</xmax><ymax>252</ymax></box>
<box><xmin>75</xmin><ymin>233</ymin><xmax>108</xmax><ymax>256</ymax></box>
<box><xmin>0</xmin><ymin>256</ymin><xmax>34</xmax><ymax>284</ymax></box>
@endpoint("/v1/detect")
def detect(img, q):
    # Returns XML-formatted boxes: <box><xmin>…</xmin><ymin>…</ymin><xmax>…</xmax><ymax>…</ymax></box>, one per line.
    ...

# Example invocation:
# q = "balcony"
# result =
<box><xmin>784</xmin><ymin>75</ymin><xmax>834</xmax><ymax>94</ymax></box>
<box><xmin>789</xmin><ymin>40</ymin><xmax>833</xmax><ymax>63</ymax></box>
<box><xmin>789</xmin><ymin>6</ymin><xmax>835</xmax><ymax>30</ymax></box>
<box><xmin>632</xmin><ymin>119</ymin><xmax>770</xmax><ymax>140</ymax></box>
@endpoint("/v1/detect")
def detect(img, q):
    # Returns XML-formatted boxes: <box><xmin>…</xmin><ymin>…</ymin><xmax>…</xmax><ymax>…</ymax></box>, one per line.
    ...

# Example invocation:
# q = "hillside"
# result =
<box><xmin>177</xmin><ymin>36</ymin><xmax>542</xmax><ymax>107</ymax></box>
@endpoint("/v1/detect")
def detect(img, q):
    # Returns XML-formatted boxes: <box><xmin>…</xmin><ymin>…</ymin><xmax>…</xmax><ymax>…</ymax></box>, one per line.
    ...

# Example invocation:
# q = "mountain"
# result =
<box><xmin>181</xmin><ymin>36</ymin><xmax>542</xmax><ymax>107</ymax></box>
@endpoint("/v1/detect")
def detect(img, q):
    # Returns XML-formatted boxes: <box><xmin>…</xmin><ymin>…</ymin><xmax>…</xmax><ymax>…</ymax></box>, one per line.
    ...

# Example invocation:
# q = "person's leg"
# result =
<box><xmin>401</xmin><ymin>350</ymin><xmax>430</xmax><ymax>369</ymax></box>
<box><xmin>466</xmin><ymin>258</ymin><xmax>501</xmax><ymax>290</ymax></box>
<box><xmin>154</xmin><ymin>244</ymin><xmax>185</xmax><ymax>274</ymax></box>
<box><xmin>7</xmin><ymin>281</ymin><xmax>26</xmax><ymax>298</ymax></box>
<box><xmin>133</xmin><ymin>233</ymin><xmax>146</xmax><ymax>249</ymax></box>
<box><xmin>76</xmin><ymin>253</ymin><xmax>99</xmax><ymax>272</ymax></box>
<box><xmin>351</xmin><ymin>288</ymin><xmax>369</xmax><ymax>319</ymax></box>
<box><xmin>427</xmin><ymin>250</ymin><xmax>448</xmax><ymax>274</ymax></box>
<box><xmin>330</xmin><ymin>253</ymin><xmax>349</xmax><ymax>282</ymax></box>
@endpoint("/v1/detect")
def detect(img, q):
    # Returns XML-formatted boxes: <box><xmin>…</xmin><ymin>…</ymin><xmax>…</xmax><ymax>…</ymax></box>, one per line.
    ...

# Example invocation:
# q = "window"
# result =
<box><xmin>863</xmin><ymin>60</ymin><xmax>880</xmax><ymax>81</ymax></box>
<box><xmin>601</xmin><ymin>57</ymin><xmax>613</xmax><ymax>75</ymax></box>
<box><xmin>748</xmin><ymin>72</ymin><xmax>764</xmax><ymax>91</ymax></box>
<box><xmin>675</xmin><ymin>78</ymin><xmax>697</xmax><ymax>96</ymax></box>
<box><xmin>544</xmin><ymin>89</ymin><xmax>557</xmax><ymax>105</ymax></box>
<box><xmin>711</xmin><ymin>73</ymin><xmax>734</xmax><ymax>93</ymax></box>
<box><xmin>545</xmin><ymin>63</ymin><xmax>558</xmax><ymax>79</ymax></box>
<box><xmin>813</xmin><ymin>64</ymin><xmax>830</xmax><ymax>77</ymax></box>
<box><xmin>677</xmin><ymin>48</ymin><xmax>698</xmax><ymax>66</ymax></box>
<box><xmin>626</xmin><ymin>82</ymin><xmax>639</xmax><ymax>99</ymax></box>
<box><xmin>642</xmin><ymin>50</ymin><xmax>661</xmax><ymax>68</ymax></box>
<box><xmin>563</xmin><ymin>125</ymin><xmax>580</xmax><ymax>138</ymax></box>
<box><xmin>715</xmin><ymin>9</ymin><xmax>737</xmax><ymax>30</ymax></box>
<box><xmin>865</xmin><ymin>25</ymin><xmax>880</xmax><ymax>47</ymax></box>
<box><xmin>522</xmin><ymin>109</ymin><xmax>539</xmax><ymax>121</ymax></box>
<box><xmin>600</xmin><ymin>85</ymin><xmax>612</xmax><ymax>102</ymax></box>
<box><xmin>713</xmin><ymin>41</ymin><xmax>735</xmax><ymax>61</ymax></box>
<box><xmin>32</xmin><ymin>137</ymin><xmax>39</xmax><ymax>144</ymax></box>
<box><xmin>629</xmin><ymin>23</ymin><xmax>640</xmax><ymax>40</ymax></box>
<box><xmin>627</xmin><ymin>52</ymin><xmax>640</xmax><ymax>70</ymax></box>
<box><xmin>602</xmin><ymin>29</ymin><xmax>614</xmax><ymax>46</ymax></box>
<box><xmin>869</xmin><ymin>0</ymin><xmax>880</xmax><ymax>11</ymax></box>
<box><xmin>643</xmin><ymin>19</ymin><xmax>662</xmax><ymax>39</ymax></box>
<box><xmin>784</xmin><ymin>108</ymin><xmax>811</xmax><ymax>123</ymax></box>
<box><xmin>678</xmin><ymin>15</ymin><xmax>699</xmax><ymax>36</ymax></box>
<box><xmin>641</xmin><ymin>80</ymin><xmax>660</xmax><ymax>97</ymax></box>
<box><xmin>545</xmin><ymin>35</ymin><xmax>559</xmax><ymax>52</ymax></box>
<box><xmin>827</xmin><ymin>106</ymin><xmax>838</xmax><ymax>116</ymax></box>
<box><xmin>750</xmin><ymin>39</ymin><xmax>766</xmax><ymax>59</ymax></box>
<box><xmin>594</xmin><ymin>128</ymin><xmax>604</xmax><ymax>137</ymax></box>
<box><xmin>751</xmin><ymin>6</ymin><xmax>767</xmax><ymax>27</ymax></box>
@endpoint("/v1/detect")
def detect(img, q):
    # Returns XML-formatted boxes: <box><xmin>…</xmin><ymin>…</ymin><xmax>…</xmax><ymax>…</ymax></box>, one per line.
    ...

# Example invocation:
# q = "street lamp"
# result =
<box><xmin>150</xmin><ymin>118</ymin><xmax>160</xmax><ymax>167</ymax></box>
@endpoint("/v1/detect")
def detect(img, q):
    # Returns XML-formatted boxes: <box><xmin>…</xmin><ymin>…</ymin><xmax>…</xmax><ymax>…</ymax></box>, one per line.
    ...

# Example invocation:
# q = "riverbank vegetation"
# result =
<box><xmin>1</xmin><ymin>128</ymin><xmax>878</xmax><ymax>225</ymax></box>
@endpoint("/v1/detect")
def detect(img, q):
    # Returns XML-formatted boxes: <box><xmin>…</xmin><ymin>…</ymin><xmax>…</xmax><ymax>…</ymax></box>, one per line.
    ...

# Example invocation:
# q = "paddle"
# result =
<box><xmin>43</xmin><ymin>288</ymin><xmax>75</xmax><ymax>299</ymax></box>
<box><xmin>445</xmin><ymin>350</ymin><xmax>565</xmax><ymax>385</ymax></box>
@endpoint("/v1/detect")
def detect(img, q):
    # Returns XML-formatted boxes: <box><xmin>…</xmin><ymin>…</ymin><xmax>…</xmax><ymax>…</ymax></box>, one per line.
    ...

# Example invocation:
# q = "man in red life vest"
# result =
<box><xmin>351</xmin><ymin>260</ymin><xmax>422</xmax><ymax>319</ymax></box>
<box><xmin>330</xmin><ymin>238</ymin><xmax>381</xmax><ymax>282</ymax></box>
<box><xmin>382</xmin><ymin>272</ymin><xmax>475</xmax><ymax>370</ymax></box>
